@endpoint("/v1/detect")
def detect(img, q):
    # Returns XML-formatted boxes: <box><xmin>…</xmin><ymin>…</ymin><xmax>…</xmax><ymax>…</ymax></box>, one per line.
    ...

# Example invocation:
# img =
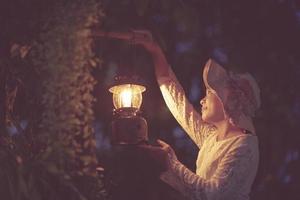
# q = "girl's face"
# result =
<box><xmin>200</xmin><ymin>88</ymin><xmax>226</xmax><ymax>123</ymax></box>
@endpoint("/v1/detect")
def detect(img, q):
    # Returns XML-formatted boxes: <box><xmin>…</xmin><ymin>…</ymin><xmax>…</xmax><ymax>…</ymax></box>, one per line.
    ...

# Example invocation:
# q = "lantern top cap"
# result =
<box><xmin>108</xmin><ymin>75</ymin><xmax>146</xmax><ymax>93</ymax></box>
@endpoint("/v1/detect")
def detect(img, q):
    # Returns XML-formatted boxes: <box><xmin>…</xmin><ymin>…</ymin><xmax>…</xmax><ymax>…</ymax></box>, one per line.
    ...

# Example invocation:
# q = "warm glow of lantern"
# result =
<box><xmin>120</xmin><ymin>89</ymin><xmax>132</xmax><ymax>107</ymax></box>
<box><xmin>109</xmin><ymin>84</ymin><xmax>146</xmax><ymax>110</ymax></box>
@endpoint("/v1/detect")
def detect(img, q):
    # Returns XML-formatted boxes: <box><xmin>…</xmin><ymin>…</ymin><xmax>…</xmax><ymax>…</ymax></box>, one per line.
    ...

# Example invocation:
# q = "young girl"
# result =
<box><xmin>100</xmin><ymin>30</ymin><xmax>261</xmax><ymax>200</ymax></box>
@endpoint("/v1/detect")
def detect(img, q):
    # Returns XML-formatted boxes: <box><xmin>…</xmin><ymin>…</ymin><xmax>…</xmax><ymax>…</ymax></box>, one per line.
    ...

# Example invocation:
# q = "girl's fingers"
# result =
<box><xmin>156</xmin><ymin>139</ymin><xmax>167</xmax><ymax>147</ymax></box>
<box><xmin>156</xmin><ymin>140</ymin><xmax>171</xmax><ymax>151</ymax></box>
<box><xmin>93</xmin><ymin>30</ymin><xmax>158</xmax><ymax>52</ymax></box>
<box><xmin>157</xmin><ymin>140</ymin><xmax>177</xmax><ymax>158</ymax></box>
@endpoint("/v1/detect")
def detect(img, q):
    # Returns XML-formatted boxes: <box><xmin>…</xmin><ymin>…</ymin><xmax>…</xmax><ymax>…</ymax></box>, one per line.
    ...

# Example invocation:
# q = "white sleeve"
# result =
<box><xmin>160</xmin><ymin>138</ymin><xmax>257</xmax><ymax>200</ymax></box>
<box><xmin>157</xmin><ymin>67</ymin><xmax>214</xmax><ymax>148</ymax></box>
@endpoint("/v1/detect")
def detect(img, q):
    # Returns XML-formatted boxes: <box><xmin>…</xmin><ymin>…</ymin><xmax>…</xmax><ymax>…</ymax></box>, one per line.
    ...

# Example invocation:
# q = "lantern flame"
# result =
<box><xmin>120</xmin><ymin>89</ymin><xmax>132</xmax><ymax>107</ymax></box>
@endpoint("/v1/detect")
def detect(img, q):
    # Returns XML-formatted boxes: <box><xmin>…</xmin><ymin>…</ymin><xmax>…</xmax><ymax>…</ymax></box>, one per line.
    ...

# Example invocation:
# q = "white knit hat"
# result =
<box><xmin>203</xmin><ymin>59</ymin><xmax>261</xmax><ymax>134</ymax></box>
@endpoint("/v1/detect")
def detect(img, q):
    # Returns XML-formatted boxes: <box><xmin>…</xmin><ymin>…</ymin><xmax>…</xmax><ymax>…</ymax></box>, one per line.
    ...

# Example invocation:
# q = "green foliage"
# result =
<box><xmin>0</xmin><ymin>142</ymin><xmax>87</xmax><ymax>200</ymax></box>
<box><xmin>0</xmin><ymin>144</ymin><xmax>107</xmax><ymax>200</ymax></box>
<box><xmin>0</xmin><ymin>0</ymin><xmax>107</xmax><ymax>199</ymax></box>
<box><xmin>33</xmin><ymin>0</ymin><xmax>103</xmax><ymax>177</ymax></box>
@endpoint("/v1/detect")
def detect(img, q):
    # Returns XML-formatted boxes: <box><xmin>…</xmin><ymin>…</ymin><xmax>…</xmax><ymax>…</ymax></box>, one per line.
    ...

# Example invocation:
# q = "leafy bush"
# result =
<box><xmin>0</xmin><ymin>0</ymin><xmax>107</xmax><ymax>199</ymax></box>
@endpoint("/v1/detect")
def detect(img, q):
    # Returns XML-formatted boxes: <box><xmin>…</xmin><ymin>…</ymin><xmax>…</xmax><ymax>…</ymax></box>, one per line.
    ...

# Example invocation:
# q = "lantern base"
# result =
<box><xmin>111</xmin><ymin>116</ymin><xmax>148</xmax><ymax>145</ymax></box>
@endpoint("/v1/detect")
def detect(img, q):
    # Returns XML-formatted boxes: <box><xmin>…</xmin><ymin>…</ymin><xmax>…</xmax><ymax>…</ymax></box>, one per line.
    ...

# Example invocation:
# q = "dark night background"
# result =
<box><xmin>1</xmin><ymin>0</ymin><xmax>300</xmax><ymax>199</ymax></box>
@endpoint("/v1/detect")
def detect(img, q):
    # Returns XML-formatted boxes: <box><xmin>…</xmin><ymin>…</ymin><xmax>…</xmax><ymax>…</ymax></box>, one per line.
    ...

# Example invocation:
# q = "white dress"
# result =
<box><xmin>157</xmin><ymin>68</ymin><xmax>259</xmax><ymax>200</ymax></box>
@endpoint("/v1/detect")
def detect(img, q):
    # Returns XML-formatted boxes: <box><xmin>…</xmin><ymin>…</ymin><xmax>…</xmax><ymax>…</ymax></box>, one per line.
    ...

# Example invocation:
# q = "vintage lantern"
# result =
<box><xmin>109</xmin><ymin>76</ymin><xmax>148</xmax><ymax>145</ymax></box>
